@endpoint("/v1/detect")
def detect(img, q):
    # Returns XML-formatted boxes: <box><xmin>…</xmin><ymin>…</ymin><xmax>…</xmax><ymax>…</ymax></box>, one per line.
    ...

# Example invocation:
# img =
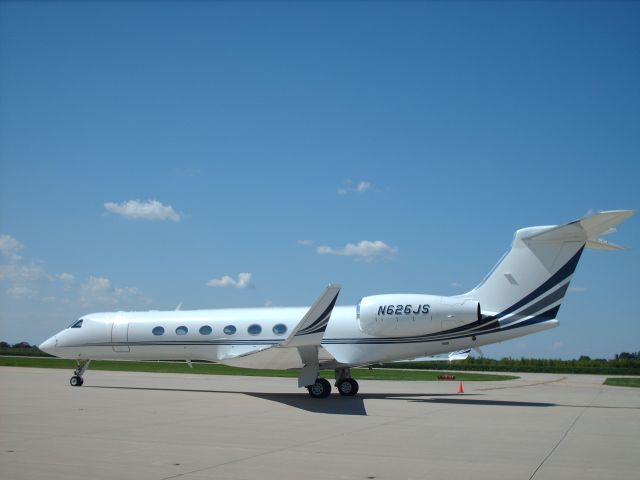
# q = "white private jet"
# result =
<box><xmin>40</xmin><ymin>210</ymin><xmax>634</xmax><ymax>398</ymax></box>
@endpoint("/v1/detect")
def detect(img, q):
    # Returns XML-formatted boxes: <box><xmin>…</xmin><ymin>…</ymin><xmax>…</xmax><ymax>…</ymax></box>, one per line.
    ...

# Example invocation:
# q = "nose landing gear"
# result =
<box><xmin>69</xmin><ymin>359</ymin><xmax>91</xmax><ymax>387</ymax></box>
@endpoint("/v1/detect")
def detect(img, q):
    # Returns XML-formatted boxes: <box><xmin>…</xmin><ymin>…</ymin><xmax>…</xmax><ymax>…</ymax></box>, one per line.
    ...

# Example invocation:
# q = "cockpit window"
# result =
<box><xmin>70</xmin><ymin>319</ymin><xmax>83</xmax><ymax>329</ymax></box>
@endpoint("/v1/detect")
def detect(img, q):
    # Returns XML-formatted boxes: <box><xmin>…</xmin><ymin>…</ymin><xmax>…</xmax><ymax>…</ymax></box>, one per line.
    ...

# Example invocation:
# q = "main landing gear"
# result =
<box><xmin>335</xmin><ymin>367</ymin><xmax>359</xmax><ymax>397</ymax></box>
<box><xmin>307</xmin><ymin>378</ymin><xmax>331</xmax><ymax>398</ymax></box>
<box><xmin>70</xmin><ymin>359</ymin><xmax>91</xmax><ymax>387</ymax></box>
<box><xmin>305</xmin><ymin>368</ymin><xmax>360</xmax><ymax>398</ymax></box>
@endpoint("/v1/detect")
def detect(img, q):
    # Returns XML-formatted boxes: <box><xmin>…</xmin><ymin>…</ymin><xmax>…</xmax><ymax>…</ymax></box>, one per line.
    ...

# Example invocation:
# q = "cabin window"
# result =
<box><xmin>223</xmin><ymin>325</ymin><xmax>236</xmax><ymax>335</ymax></box>
<box><xmin>199</xmin><ymin>325</ymin><xmax>212</xmax><ymax>335</ymax></box>
<box><xmin>272</xmin><ymin>323</ymin><xmax>287</xmax><ymax>335</ymax></box>
<box><xmin>70</xmin><ymin>319</ymin><xmax>83</xmax><ymax>329</ymax></box>
<box><xmin>175</xmin><ymin>326</ymin><xmax>188</xmax><ymax>335</ymax></box>
<box><xmin>152</xmin><ymin>326</ymin><xmax>165</xmax><ymax>336</ymax></box>
<box><xmin>247</xmin><ymin>324</ymin><xmax>262</xmax><ymax>336</ymax></box>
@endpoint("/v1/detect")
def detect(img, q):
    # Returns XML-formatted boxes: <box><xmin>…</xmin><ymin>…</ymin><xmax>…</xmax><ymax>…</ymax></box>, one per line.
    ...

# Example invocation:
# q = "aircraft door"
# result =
<box><xmin>111</xmin><ymin>321</ymin><xmax>130</xmax><ymax>352</ymax></box>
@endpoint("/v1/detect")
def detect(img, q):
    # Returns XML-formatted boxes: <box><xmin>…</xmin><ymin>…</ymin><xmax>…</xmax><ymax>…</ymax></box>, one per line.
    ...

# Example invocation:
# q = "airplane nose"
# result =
<box><xmin>39</xmin><ymin>336</ymin><xmax>57</xmax><ymax>355</ymax></box>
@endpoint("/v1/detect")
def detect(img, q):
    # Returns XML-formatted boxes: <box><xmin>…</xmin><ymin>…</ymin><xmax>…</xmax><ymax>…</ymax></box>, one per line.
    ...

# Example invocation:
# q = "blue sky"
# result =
<box><xmin>0</xmin><ymin>1</ymin><xmax>638</xmax><ymax>359</ymax></box>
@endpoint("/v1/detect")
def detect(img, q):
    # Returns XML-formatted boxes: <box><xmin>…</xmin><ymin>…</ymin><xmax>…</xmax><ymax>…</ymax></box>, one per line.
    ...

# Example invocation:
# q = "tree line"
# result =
<box><xmin>1</xmin><ymin>341</ymin><xmax>639</xmax><ymax>374</ymax></box>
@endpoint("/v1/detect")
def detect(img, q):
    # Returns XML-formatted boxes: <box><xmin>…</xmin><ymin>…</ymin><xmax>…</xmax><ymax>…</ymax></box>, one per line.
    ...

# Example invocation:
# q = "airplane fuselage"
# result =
<box><xmin>43</xmin><ymin>305</ymin><xmax>556</xmax><ymax>368</ymax></box>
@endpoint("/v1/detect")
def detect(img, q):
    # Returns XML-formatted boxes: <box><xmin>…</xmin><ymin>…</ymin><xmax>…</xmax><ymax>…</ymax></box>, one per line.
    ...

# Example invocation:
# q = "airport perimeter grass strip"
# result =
<box><xmin>0</xmin><ymin>356</ymin><xmax>517</xmax><ymax>382</ymax></box>
<box><xmin>604</xmin><ymin>377</ymin><xmax>640</xmax><ymax>388</ymax></box>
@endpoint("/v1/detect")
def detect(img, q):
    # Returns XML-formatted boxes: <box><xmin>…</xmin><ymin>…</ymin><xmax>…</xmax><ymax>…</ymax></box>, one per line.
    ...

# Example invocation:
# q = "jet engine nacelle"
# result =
<box><xmin>357</xmin><ymin>294</ymin><xmax>481</xmax><ymax>337</ymax></box>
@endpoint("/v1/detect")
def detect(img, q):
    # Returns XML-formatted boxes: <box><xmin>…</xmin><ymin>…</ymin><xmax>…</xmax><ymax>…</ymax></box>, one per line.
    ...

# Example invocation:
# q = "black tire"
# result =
<box><xmin>307</xmin><ymin>378</ymin><xmax>331</xmax><ymax>398</ymax></box>
<box><xmin>337</xmin><ymin>378</ymin><xmax>359</xmax><ymax>396</ymax></box>
<box><xmin>70</xmin><ymin>375</ymin><xmax>82</xmax><ymax>387</ymax></box>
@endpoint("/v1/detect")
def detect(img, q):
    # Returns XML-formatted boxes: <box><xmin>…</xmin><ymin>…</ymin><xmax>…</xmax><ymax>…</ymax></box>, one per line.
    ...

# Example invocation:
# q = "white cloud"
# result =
<box><xmin>56</xmin><ymin>272</ymin><xmax>74</xmax><ymax>282</ymax></box>
<box><xmin>568</xmin><ymin>286</ymin><xmax>587</xmax><ymax>293</ymax></box>
<box><xmin>355</xmin><ymin>181</ymin><xmax>371</xmax><ymax>193</ymax></box>
<box><xmin>264</xmin><ymin>299</ymin><xmax>273</xmax><ymax>307</ymax></box>
<box><xmin>0</xmin><ymin>240</ymin><xmax>54</xmax><ymax>301</ymax></box>
<box><xmin>336</xmin><ymin>179</ymin><xmax>372</xmax><ymax>195</ymax></box>
<box><xmin>0</xmin><ymin>263</ymin><xmax>52</xmax><ymax>284</ymax></box>
<box><xmin>104</xmin><ymin>200</ymin><xmax>180</xmax><ymax>221</ymax></box>
<box><xmin>0</xmin><ymin>234</ymin><xmax>24</xmax><ymax>261</ymax></box>
<box><xmin>451</xmin><ymin>281</ymin><xmax>462</xmax><ymax>288</ymax></box>
<box><xmin>552</xmin><ymin>341</ymin><xmax>564</xmax><ymax>349</ymax></box>
<box><xmin>56</xmin><ymin>272</ymin><xmax>75</xmax><ymax>290</ymax></box>
<box><xmin>0</xmin><ymin>236</ymin><xmax>151</xmax><ymax>307</ymax></box>
<box><xmin>206</xmin><ymin>272</ymin><xmax>254</xmax><ymax>289</ymax></box>
<box><xmin>6</xmin><ymin>286</ymin><xmax>38</xmax><ymax>299</ymax></box>
<box><xmin>316</xmin><ymin>240</ymin><xmax>398</xmax><ymax>261</ymax></box>
<box><xmin>79</xmin><ymin>276</ymin><xmax>151</xmax><ymax>306</ymax></box>
<box><xmin>297</xmin><ymin>239</ymin><xmax>315</xmax><ymax>246</ymax></box>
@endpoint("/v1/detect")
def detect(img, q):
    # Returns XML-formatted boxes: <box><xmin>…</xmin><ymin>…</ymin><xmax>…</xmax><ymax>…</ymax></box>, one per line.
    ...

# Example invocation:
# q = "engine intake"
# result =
<box><xmin>357</xmin><ymin>294</ymin><xmax>481</xmax><ymax>337</ymax></box>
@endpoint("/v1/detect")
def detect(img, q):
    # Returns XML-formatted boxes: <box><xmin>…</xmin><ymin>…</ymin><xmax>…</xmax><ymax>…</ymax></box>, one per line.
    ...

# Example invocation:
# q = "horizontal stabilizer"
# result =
<box><xmin>586</xmin><ymin>238</ymin><xmax>624</xmax><ymax>251</ymax></box>
<box><xmin>524</xmin><ymin>210</ymin><xmax>635</xmax><ymax>244</ymax></box>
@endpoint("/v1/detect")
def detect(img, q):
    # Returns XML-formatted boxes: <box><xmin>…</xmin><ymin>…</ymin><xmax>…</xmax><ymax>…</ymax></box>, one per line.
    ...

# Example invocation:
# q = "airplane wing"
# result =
<box><xmin>395</xmin><ymin>349</ymin><xmax>472</xmax><ymax>363</ymax></box>
<box><xmin>220</xmin><ymin>284</ymin><xmax>342</xmax><ymax>376</ymax></box>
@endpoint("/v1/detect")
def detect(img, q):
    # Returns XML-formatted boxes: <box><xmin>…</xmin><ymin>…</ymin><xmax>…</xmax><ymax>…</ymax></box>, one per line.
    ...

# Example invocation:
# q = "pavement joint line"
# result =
<box><xmin>477</xmin><ymin>376</ymin><xmax>567</xmax><ymax>391</ymax></box>
<box><xmin>528</xmin><ymin>388</ymin><xmax>603</xmax><ymax>480</ymax></box>
<box><xmin>156</xmin><ymin>404</ymin><xmax>448</xmax><ymax>480</ymax></box>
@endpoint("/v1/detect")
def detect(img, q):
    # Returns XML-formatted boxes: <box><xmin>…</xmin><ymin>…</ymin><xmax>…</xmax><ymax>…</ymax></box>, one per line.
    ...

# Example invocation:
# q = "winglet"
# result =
<box><xmin>281</xmin><ymin>284</ymin><xmax>341</xmax><ymax>348</ymax></box>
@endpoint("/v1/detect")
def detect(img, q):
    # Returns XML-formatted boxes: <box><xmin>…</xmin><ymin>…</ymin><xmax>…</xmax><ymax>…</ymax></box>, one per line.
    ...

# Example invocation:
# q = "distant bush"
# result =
<box><xmin>0</xmin><ymin>343</ymin><xmax>52</xmax><ymax>357</ymax></box>
<box><xmin>380</xmin><ymin>356</ymin><xmax>640</xmax><ymax>375</ymax></box>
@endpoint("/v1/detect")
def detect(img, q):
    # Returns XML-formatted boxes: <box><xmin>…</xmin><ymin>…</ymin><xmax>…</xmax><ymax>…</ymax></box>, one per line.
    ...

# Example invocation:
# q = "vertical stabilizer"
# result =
<box><xmin>468</xmin><ymin>210</ymin><xmax>634</xmax><ymax>321</ymax></box>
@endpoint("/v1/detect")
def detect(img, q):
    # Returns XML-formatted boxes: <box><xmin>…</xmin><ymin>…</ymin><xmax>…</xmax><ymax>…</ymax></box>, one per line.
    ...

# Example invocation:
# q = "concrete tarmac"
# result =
<box><xmin>1</xmin><ymin>367</ymin><xmax>639</xmax><ymax>480</ymax></box>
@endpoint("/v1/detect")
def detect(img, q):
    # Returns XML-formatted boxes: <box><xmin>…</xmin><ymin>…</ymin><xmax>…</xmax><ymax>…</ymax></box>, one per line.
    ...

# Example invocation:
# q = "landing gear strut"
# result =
<box><xmin>335</xmin><ymin>368</ymin><xmax>359</xmax><ymax>396</ymax></box>
<box><xmin>70</xmin><ymin>359</ymin><xmax>91</xmax><ymax>387</ymax></box>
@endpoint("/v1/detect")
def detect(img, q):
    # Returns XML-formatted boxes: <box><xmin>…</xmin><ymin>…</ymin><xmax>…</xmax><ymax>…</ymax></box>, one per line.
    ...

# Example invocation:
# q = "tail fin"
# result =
<box><xmin>468</xmin><ymin>210</ymin><xmax>634</xmax><ymax>322</ymax></box>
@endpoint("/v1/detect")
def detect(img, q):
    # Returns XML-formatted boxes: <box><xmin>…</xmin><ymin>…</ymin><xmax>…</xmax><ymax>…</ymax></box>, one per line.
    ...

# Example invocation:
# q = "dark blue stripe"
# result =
<box><xmin>491</xmin><ymin>246</ymin><xmax>583</xmax><ymax>320</ymax></box>
<box><xmin>323</xmin><ymin>305</ymin><xmax>562</xmax><ymax>345</ymax></box>
<box><xmin>78</xmin><ymin>339</ymin><xmax>283</xmax><ymax>347</ymax></box>
<box><xmin>500</xmin><ymin>283</ymin><xmax>569</xmax><ymax>327</ymax></box>
<box><xmin>296</xmin><ymin>291</ymin><xmax>340</xmax><ymax>336</ymax></box>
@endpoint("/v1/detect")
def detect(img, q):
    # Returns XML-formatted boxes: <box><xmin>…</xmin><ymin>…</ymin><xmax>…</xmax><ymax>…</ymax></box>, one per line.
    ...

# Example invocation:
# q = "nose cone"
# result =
<box><xmin>39</xmin><ymin>336</ymin><xmax>57</xmax><ymax>355</ymax></box>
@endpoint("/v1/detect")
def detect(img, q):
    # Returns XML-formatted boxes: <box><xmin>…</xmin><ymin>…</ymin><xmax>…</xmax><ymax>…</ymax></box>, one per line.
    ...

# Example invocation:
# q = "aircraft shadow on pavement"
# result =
<box><xmin>87</xmin><ymin>385</ymin><xmax>555</xmax><ymax>415</ymax></box>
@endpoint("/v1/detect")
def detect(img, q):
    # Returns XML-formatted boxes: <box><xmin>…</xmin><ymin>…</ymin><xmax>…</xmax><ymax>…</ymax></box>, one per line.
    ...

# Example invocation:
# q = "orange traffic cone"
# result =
<box><xmin>458</xmin><ymin>381</ymin><xmax>464</xmax><ymax>394</ymax></box>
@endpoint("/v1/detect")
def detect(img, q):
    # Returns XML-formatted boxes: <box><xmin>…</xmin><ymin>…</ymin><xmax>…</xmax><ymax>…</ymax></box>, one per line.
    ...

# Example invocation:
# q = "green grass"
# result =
<box><xmin>0</xmin><ymin>356</ymin><xmax>517</xmax><ymax>382</ymax></box>
<box><xmin>604</xmin><ymin>377</ymin><xmax>640</xmax><ymax>388</ymax></box>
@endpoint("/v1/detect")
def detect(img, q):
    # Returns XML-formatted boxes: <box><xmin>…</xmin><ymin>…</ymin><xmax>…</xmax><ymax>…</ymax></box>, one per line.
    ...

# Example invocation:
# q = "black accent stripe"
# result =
<box><xmin>332</xmin><ymin>246</ymin><xmax>582</xmax><ymax>345</ymax></box>
<box><xmin>295</xmin><ymin>292</ymin><xmax>339</xmax><ymax>336</ymax></box>
<box><xmin>500</xmin><ymin>305</ymin><xmax>561</xmax><ymax>332</ymax></box>
<box><xmin>492</xmin><ymin>246</ymin><xmax>583</xmax><ymax>321</ymax></box>
<box><xmin>78</xmin><ymin>339</ymin><xmax>284</xmax><ymax>347</ymax></box>
<box><xmin>322</xmin><ymin>304</ymin><xmax>563</xmax><ymax>346</ymax></box>
<box><xmin>500</xmin><ymin>283</ymin><xmax>569</xmax><ymax>326</ymax></box>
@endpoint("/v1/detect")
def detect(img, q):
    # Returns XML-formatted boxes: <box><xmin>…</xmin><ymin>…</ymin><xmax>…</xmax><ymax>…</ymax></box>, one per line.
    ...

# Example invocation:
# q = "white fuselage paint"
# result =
<box><xmin>42</xmin><ymin>305</ymin><xmax>556</xmax><ymax>369</ymax></box>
